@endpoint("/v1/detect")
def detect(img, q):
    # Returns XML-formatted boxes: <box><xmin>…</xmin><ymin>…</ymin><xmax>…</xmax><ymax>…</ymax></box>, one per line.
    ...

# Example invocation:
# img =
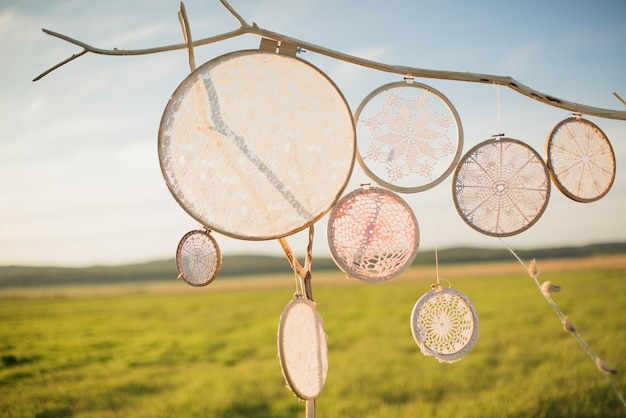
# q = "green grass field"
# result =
<box><xmin>1</xmin><ymin>256</ymin><xmax>625</xmax><ymax>417</ymax></box>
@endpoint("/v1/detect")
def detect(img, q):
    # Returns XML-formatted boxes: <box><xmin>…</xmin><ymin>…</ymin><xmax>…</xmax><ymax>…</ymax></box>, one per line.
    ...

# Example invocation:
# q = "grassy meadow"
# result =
<box><xmin>1</xmin><ymin>256</ymin><xmax>626</xmax><ymax>417</ymax></box>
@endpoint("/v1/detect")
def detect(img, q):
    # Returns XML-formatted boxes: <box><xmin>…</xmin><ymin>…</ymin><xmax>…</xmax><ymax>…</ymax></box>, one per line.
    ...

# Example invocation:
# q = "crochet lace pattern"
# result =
<box><xmin>411</xmin><ymin>287</ymin><xmax>479</xmax><ymax>363</ymax></box>
<box><xmin>327</xmin><ymin>186</ymin><xmax>419</xmax><ymax>282</ymax></box>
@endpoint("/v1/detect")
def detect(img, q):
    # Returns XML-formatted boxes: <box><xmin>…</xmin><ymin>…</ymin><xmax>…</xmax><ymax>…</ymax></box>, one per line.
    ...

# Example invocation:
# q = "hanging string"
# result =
<box><xmin>434</xmin><ymin>239</ymin><xmax>440</xmax><ymax>286</ymax></box>
<box><xmin>498</xmin><ymin>237</ymin><xmax>626</xmax><ymax>409</ymax></box>
<box><xmin>429</xmin><ymin>189</ymin><xmax>442</xmax><ymax>290</ymax></box>
<box><xmin>495</xmin><ymin>83</ymin><xmax>502</xmax><ymax>136</ymax></box>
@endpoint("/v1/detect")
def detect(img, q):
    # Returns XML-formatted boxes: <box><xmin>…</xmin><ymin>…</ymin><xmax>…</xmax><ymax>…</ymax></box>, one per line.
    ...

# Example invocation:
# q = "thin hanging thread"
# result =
<box><xmin>495</xmin><ymin>83</ymin><xmax>502</xmax><ymax>135</ymax></box>
<box><xmin>429</xmin><ymin>191</ymin><xmax>451</xmax><ymax>290</ymax></box>
<box><xmin>430</xmin><ymin>191</ymin><xmax>442</xmax><ymax>289</ymax></box>
<box><xmin>498</xmin><ymin>237</ymin><xmax>626</xmax><ymax>409</ymax></box>
<box><xmin>434</xmin><ymin>240</ymin><xmax>440</xmax><ymax>286</ymax></box>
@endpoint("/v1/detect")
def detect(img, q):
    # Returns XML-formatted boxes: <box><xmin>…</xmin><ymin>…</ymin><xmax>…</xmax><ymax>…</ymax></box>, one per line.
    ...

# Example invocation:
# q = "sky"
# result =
<box><xmin>1</xmin><ymin>0</ymin><xmax>625</xmax><ymax>267</ymax></box>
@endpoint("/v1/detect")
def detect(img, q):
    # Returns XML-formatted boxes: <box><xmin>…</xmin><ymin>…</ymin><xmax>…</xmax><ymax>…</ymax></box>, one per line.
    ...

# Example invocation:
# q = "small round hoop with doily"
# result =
<box><xmin>175</xmin><ymin>229</ymin><xmax>222</xmax><ymax>287</ymax></box>
<box><xmin>327</xmin><ymin>185</ymin><xmax>419</xmax><ymax>282</ymax></box>
<box><xmin>452</xmin><ymin>137</ymin><xmax>551</xmax><ymax>237</ymax></box>
<box><xmin>410</xmin><ymin>286</ymin><xmax>479</xmax><ymax>363</ymax></box>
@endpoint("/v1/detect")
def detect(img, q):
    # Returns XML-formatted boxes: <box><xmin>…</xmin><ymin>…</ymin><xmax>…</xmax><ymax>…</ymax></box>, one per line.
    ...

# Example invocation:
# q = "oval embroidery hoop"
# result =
<box><xmin>410</xmin><ymin>287</ymin><xmax>479</xmax><ymax>363</ymax></box>
<box><xmin>327</xmin><ymin>185</ymin><xmax>419</xmax><ymax>282</ymax></box>
<box><xmin>175</xmin><ymin>229</ymin><xmax>222</xmax><ymax>287</ymax></box>
<box><xmin>277</xmin><ymin>297</ymin><xmax>329</xmax><ymax>400</ymax></box>
<box><xmin>354</xmin><ymin>81</ymin><xmax>464</xmax><ymax>193</ymax></box>
<box><xmin>158</xmin><ymin>49</ymin><xmax>356</xmax><ymax>240</ymax></box>
<box><xmin>452</xmin><ymin>137</ymin><xmax>551</xmax><ymax>237</ymax></box>
<box><xmin>546</xmin><ymin>116</ymin><xmax>616</xmax><ymax>203</ymax></box>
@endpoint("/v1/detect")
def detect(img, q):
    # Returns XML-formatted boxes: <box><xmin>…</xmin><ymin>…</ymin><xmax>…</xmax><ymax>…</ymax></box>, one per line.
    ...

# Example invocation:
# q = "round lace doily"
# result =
<box><xmin>354</xmin><ymin>81</ymin><xmax>463</xmax><ymax>193</ymax></box>
<box><xmin>327</xmin><ymin>186</ymin><xmax>419</xmax><ymax>282</ymax></box>
<box><xmin>452</xmin><ymin>137</ymin><xmax>551</xmax><ymax>237</ymax></box>
<box><xmin>410</xmin><ymin>287</ymin><xmax>478</xmax><ymax>363</ymax></box>
<box><xmin>159</xmin><ymin>50</ymin><xmax>355</xmax><ymax>240</ymax></box>
<box><xmin>175</xmin><ymin>230</ymin><xmax>221</xmax><ymax>287</ymax></box>
<box><xmin>546</xmin><ymin>117</ymin><xmax>615</xmax><ymax>203</ymax></box>
<box><xmin>278</xmin><ymin>297</ymin><xmax>328</xmax><ymax>400</ymax></box>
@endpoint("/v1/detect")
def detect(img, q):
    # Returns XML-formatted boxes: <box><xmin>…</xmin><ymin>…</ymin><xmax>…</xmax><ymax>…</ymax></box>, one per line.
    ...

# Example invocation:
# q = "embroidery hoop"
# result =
<box><xmin>410</xmin><ymin>286</ymin><xmax>479</xmax><ymax>363</ymax></box>
<box><xmin>277</xmin><ymin>296</ymin><xmax>328</xmax><ymax>400</ymax></box>
<box><xmin>452</xmin><ymin>137</ymin><xmax>551</xmax><ymax>237</ymax></box>
<box><xmin>158</xmin><ymin>49</ymin><xmax>356</xmax><ymax>240</ymax></box>
<box><xmin>175</xmin><ymin>229</ymin><xmax>221</xmax><ymax>287</ymax></box>
<box><xmin>546</xmin><ymin>116</ymin><xmax>616</xmax><ymax>203</ymax></box>
<box><xmin>327</xmin><ymin>185</ymin><xmax>419</xmax><ymax>282</ymax></box>
<box><xmin>354</xmin><ymin>81</ymin><xmax>464</xmax><ymax>193</ymax></box>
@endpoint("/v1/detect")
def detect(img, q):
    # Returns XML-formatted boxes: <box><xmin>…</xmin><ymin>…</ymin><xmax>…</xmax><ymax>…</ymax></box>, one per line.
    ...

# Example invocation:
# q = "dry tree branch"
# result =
<box><xmin>34</xmin><ymin>0</ymin><xmax>626</xmax><ymax>120</ymax></box>
<box><xmin>177</xmin><ymin>1</ymin><xmax>196</xmax><ymax>71</ymax></box>
<box><xmin>33</xmin><ymin>49</ymin><xmax>88</xmax><ymax>81</ymax></box>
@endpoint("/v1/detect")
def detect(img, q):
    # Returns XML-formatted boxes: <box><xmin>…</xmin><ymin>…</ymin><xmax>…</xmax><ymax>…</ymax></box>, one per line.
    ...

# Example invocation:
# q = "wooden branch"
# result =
<box><xmin>278</xmin><ymin>225</ymin><xmax>314</xmax><ymax>301</ymax></box>
<box><xmin>177</xmin><ymin>1</ymin><xmax>196</xmax><ymax>71</ymax></box>
<box><xmin>278</xmin><ymin>237</ymin><xmax>305</xmax><ymax>288</ymax></box>
<box><xmin>33</xmin><ymin>49</ymin><xmax>87</xmax><ymax>81</ymax></box>
<box><xmin>218</xmin><ymin>0</ymin><xmax>249</xmax><ymax>27</ymax></box>
<box><xmin>33</xmin><ymin>0</ymin><xmax>626</xmax><ymax>121</ymax></box>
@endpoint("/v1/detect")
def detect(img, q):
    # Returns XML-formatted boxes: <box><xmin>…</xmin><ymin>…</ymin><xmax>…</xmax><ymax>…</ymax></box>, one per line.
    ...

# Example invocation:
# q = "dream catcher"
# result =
<box><xmin>159</xmin><ymin>48</ymin><xmax>352</xmax><ymax>413</ymax></box>
<box><xmin>327</xmin><ymin>185</ymin><xmax>419</xmax><ymax>282</ymax></box>
<box><xmin>453</xmin><ymin>137</ymin><xmax>551</xmax><ymax>237</ymax></box>
<box><xmin>278</xmin><ymin>296</ymin><xmax>328</xmax><ymax>400</ymax></box>
<box><xmin>354</xmin><ymin>80</ymin><xmax>463</xmax><ymax>193</ymax></box>
<box><xmin>158</xmin><ymin>49</ymin><xmax>356</xmax><ymax>240</ymax></box>
<box><xmin>546</xmin><ymin>116</ymin><xmax>616</xmax><ymax>203</ymax></box>
<box><xmin>277</xmin><ymin>226</ymin><xmax>329</xmax><ymax>406</ymax></box>
<box><xmin>175</xmin><ymin>229</ymin><xmax>221</xmax><ymax>286</ymax></box>
<box><xmin>35</xmin><ymin>1</ymin><xmax>626</xmax><ymax>413</ymax></box>
<box><xmin>410</xmin><ymin>283</ymin><xmax>479</xmax><ymax>363</ymax></box>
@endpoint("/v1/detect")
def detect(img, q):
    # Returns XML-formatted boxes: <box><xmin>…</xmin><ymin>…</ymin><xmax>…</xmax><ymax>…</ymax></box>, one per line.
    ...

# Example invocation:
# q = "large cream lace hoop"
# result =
<box><xmin>159</xmin><ymin>50</ymin><xmax>355</xmax><ymax>240</ymax></box>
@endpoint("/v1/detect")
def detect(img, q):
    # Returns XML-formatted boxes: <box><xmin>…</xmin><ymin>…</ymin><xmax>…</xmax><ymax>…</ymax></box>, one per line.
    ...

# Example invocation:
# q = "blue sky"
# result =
<box><xmin>1</xmin><ymin>0</ymin><xmax>625</xmax><ymax>267</ymax></box>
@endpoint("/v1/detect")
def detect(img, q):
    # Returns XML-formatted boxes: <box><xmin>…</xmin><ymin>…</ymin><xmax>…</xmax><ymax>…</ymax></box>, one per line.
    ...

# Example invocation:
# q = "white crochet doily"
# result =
<box><xmin>452</xmin><ymin>137</ymin><xmax>550</xmax><ymax>237</ymax></box>
<box><xmin>354</xmin><ymin>81</ymin><xmax>463</xmax><ymax>193</ymax></box>
<box><xmin>175</xmin><ymin>230</ymin><xmax>221</xmax><ymax>287</ymax></box>
<box><xmin>546</xmin><ymin>117</ymin><xmax>615</xmax><ymax>203</ymax></box>
<box><xmin>410</xmin><ymin>287</ymin><xmax>478</xmax><ymax>363</ymax></box>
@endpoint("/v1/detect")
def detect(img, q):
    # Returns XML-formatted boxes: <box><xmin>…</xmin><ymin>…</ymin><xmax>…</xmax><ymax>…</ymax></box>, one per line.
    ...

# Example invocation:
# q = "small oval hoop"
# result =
<box><xmin>277</xmin><ymin>298</ymin><xmax>328</xmax><ymax>400</ymax></box>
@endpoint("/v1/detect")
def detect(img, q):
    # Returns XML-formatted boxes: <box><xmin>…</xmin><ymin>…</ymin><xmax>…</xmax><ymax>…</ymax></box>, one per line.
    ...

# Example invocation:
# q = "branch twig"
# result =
<box><xmin>177</xmin><ymin>1</ymin><xmax>196</xmax><ymax>71</ymax></box>
<box><xmin>34</xmin><ymin>0</ymin><xmax>626</xmax><ymax>120</ymax></box>
<box><xmin>278</xmin><ymin>226</ymin><xmax>314</xmax><ymax>301</ymax></box>
<box><xmin>33</xmin><ymin>49</ymin><xmax>87</xmax><ymax>81</ymax></box>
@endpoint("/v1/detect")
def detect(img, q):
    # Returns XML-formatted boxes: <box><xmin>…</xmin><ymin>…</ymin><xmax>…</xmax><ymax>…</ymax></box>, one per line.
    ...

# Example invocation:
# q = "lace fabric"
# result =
<box><xmin>411</xmin><ymin>287</ymin><xmax>479</xmax><ymax>363</ymax></box>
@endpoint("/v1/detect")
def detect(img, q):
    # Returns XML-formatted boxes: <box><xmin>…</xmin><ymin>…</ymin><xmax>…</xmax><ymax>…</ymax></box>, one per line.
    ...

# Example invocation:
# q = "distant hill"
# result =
<box><xmin>1</xmin><ymin>242</ymin><xmax>625</xmax><ymax>288</ymax></box>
